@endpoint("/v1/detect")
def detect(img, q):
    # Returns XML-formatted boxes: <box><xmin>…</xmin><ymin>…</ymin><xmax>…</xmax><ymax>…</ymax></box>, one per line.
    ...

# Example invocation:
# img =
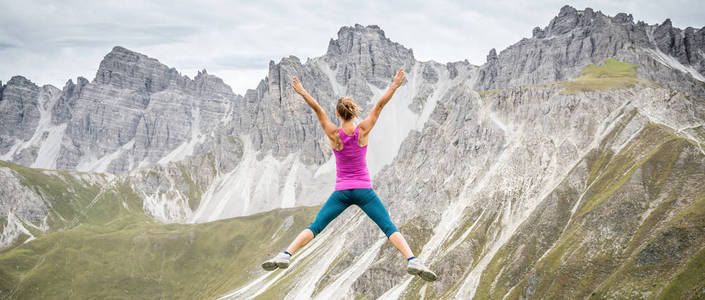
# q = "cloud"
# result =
<box><xmin>1</xmin><ymin>0</ymin><xmax>703</xmax><ymax>95</ymax></box>
<box><xmin>208</xmin><ymin>55</ymin><xmax>271</xmax><ymax>70</ymax></box>
<box><xmin>0</xmin><ymin>42</ymin><xmax>16</xmax><ymax>50</ymax></box>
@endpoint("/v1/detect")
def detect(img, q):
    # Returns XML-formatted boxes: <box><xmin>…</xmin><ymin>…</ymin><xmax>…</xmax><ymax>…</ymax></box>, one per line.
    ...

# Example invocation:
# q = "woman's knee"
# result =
<box><xmin>306</xmin><ymin>223</ymin><xmax>322</xmax><ymax>237</ymax></box>
<box><xmin>382</xmin><ymin>223</ymin><xmax>399</xmax><ymax>238</ymax></box>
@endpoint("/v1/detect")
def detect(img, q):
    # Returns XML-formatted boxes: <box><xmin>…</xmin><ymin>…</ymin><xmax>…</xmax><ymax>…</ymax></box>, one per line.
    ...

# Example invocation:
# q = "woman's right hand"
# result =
<box><xmin>391</xmin><ymin>68</ymin><xmax>405</xmax><ymax>88</ymax></box>
<box><xmin>292</xmin><ymin>76</ymin><xmax>306</xmax><ymax>95</ymax></box>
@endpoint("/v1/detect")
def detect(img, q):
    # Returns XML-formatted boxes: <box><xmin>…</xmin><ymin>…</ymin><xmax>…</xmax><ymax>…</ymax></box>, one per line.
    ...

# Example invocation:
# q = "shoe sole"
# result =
<box><xmin>419</xmin><ymin>270</ymin><xmax>437</xmax><ymax>282</ymax></box>
<box><xmin>261</xmin><ymin>261</ymin><xmax>277</xmax><ymax>271</ymax></box>
<box><xmin>276</xmin><ymin>262</ymin><xmax>289</xmax><ymax>269</ymax></box>
<box><xmin>407</xmin><ymin>267</ymin><xmax>437</xmax><ymax>282</ymax></box>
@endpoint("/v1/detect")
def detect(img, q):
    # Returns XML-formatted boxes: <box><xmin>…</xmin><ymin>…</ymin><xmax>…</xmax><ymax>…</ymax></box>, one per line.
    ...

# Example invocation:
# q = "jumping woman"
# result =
<box><xmin>261</xmin><ymin>68</ymin><xmax>437</xmax><ymax>282</ymax></box>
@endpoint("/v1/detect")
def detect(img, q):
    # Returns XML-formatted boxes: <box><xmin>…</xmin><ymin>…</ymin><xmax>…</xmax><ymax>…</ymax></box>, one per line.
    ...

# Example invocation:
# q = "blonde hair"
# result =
<box><xmin>336</xmin><ymin>97</ymin><xmax>360</xmax><ymax>121</ymax></box>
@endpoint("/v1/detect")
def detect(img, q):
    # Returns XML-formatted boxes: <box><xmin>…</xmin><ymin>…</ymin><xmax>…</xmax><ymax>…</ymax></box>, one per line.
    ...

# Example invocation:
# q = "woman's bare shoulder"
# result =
<box><xmin>331</xmin><ymin>128</ymin><xmax>343</xmax><ymax>150</ymax></box>
<box><xmin>357</xmin><ymin>124</ymin><xmax>371</xmax><ymax>136</ymax></box>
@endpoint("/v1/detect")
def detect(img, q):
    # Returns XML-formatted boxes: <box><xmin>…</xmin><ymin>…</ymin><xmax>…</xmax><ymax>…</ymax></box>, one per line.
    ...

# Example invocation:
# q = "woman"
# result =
<box><xmin>261</xmin><ymin>68</ymin><xmax>437</xmax><ymax>282</ymax></box>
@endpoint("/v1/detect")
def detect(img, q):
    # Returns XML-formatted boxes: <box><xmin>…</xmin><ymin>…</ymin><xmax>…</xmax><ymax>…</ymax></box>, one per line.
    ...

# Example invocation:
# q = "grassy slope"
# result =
<box><xmin>471</xmin><ymin>123</ymin><xmax>705</xmax><ymax>299</ymax></box>
<box><xmin>0</xmin><ymin>161</ymin><xmax>110</xmax><ymax>229</ymax></box>
<box><xmin>0</xmin><ymin>205</ymin><xmax>319</xmax><ymax>299</ymax></box>
<box><xmin>561</xmin><ymin>58</ymin><xmax>642</xmax><ymax>94</ymax></box>
<box><xmin>0</xmin><ymin>159</ymin><xmax>319</xmax><ymax>299</ymax></box>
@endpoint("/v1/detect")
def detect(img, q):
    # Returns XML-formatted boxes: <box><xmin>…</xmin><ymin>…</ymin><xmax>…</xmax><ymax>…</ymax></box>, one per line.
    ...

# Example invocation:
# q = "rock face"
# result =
<box><xmin>0</xmin><ymin>166</ymin><xmax>48</xmax><ymax>248</ymax></box>
<box><xmin>0</xmin><ymin>76</ymin><xmax>42</xmax><ymax>156</ymax></box>
<box><xmin>229</xmin><ymin>85</ymin><xmax>705</xmax><ymax>300</ymax></box>
<box><xmin>220</xmin><ymin>7</ymin><xmax>705</xmax><ymax>300</ymax></box>
<box><xmin>0</xmin><ymin>160</ymin><xmax>115</xmax><ymax>249</ymax></box>
<box><xmin>2</xmin><ymin>5</ymin><xmax>705</xmax><ymax>299</ymax></box>
<box><xmin>325</xmin><ymin>25</ymin><xmax>416</xmax><ymax>103</ymax></box>
<box><xmin>194</xmin><ymin>24</ymin><xmax>475</xmax><ymax>221</ymax></box>
<box><xmin>1</xmin><ymin>24</ymin><xmax>474</xmax><ymax>223</ymax></box>
<box><xmin>1</xmin><ymin>47</ymin><xmax>238</xmax><ymax>174</ymax></box>
<box><xmin>0</xmin><ymin>77</ymin><xmax>63</xmax><ymax>168</ymax></box>
<box><xmin>58</xmin><ymin>47</ymin><xmax>237</xmax><ymax>173</ymax></box>
<box><xmin>476</xmin><ymin>5</ymin><xmax>705</xmax><ymax>97</ymax></box>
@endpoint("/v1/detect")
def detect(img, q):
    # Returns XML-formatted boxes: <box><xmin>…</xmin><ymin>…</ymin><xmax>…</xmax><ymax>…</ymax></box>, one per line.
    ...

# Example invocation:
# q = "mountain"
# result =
<box><xmin>476</xmin><ymin>6</ymin><xmax>705</xmax><ymax>95</ymax></box>
<box><xmin>1</xmin><ymin>25</ymin><xmax>472</xmax><ymax>225</ymax></box>
<box><xmin>1</xmin><ymin>5</ymin><xmax>705</xmax><ymax>299</ymax></box>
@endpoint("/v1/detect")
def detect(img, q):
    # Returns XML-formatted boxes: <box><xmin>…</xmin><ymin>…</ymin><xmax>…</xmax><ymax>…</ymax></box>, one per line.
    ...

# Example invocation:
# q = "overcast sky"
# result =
<box><xmin>1</xmin><ymin>0</ymin><xmax>703</xmax><ymax>95</ymax></box>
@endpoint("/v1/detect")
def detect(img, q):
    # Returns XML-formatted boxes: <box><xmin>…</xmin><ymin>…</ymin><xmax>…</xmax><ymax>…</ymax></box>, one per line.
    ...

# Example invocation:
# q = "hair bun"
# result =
<box><xmin>336</xmin><ymin>97</ymin><xmax>360</xmax><ymax>121</ymax></box>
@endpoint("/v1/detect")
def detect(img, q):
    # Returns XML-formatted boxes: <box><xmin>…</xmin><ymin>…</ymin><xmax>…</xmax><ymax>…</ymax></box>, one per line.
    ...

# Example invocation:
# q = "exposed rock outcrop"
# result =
<box><xmin>475</xmin><ymin>5</ymin><xmax>705</xmax><ymax>98</ymax></box>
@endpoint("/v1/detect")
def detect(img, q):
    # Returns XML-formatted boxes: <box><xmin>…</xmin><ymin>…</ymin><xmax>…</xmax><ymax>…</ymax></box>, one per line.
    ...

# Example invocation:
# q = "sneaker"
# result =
<box><xmin>261</xmin><ymin>252</ymin><xmax>291</xmax><ymax>271</ymax></box>
<box><xmin>407</xmin><ymin>258</ymin><xmax>437</xmax><ymax>282</ymax></box>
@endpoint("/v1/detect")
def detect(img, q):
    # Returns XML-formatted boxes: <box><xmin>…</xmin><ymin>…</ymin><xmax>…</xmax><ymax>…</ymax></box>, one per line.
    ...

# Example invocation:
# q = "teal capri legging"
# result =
<box><xmin>307</xmin><ymin>188</ymin><xmax>398</xmax><ymax>238</ymax></box>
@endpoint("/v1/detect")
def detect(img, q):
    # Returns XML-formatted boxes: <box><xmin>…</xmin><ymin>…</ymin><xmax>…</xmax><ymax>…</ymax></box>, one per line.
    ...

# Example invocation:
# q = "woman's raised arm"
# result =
<box><xmin>292</xmin><ymin>76</ymin><xmax>337</xmax><ymax>138</ymax></box>
<box><xmin>358</xmin><ymin>68</ymin><xmax>405</xmax><ymax>135</ymax></box>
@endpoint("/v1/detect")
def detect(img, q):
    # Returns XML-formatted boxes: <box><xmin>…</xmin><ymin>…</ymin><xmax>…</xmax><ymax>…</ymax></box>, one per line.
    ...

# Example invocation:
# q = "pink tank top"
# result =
<box><xmin>333</xmin><ymin>126</ymin><xmax>372</xmax><ymax>190</ymax></box>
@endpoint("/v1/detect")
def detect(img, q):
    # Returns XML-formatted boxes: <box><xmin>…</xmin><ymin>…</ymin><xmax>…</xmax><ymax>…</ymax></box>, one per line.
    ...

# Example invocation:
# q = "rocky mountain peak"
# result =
<box><xmin>558</xmin><ymin>4</ymin><xmax>578</xmax><ymax>17</ymax></box>
<box><xmin>0</xmin><ymin>75</ymin><xmax>41</xmax><ymax>155</ymax></box>
<box><xmin>324</xmin><ymin>24</ymin><xmax>415</xmax><ymax>90</ymax></box>
<box><xmin>660</xmin><ymin>18</ymin><xmax>673</xmax><ymax>28</ymax></box>
<box><xmin>192</xmin><ymin>67</ymin><xmax>234</xmax><ymax>95</ymax></box>
<box><xmin>544</xmin><ymin>5</ymin><xmax>607</xmax><ymax>36</ymax></box>
<box><xmin>325</xmin><ymin>24</ymin><xmax>413</xmax><ymax>60</ymax></box>
<box><xmin>486</xmin><ymin>48</ymin><xmax>498</xmax><ymax>62</ymax></box>
<box><xmin>7</xmin><ymin>75</ymin><xmax>36</xmax><ymax>88</ymax></box>
<box><xmin>94</xmin><ymin>45</ymin><xmax>186</xmax><ymax>93</ymax></box>
<box><xmin>613</xmin><ymin>12</ymin><xmax>634</xmax><ymax>24</ymax></box>
<box><xmin>477</xmin><ymin>4</ymin><xmax>705</xmax><ymax>94</ymax></box>
<box><xmin>333</xmin><ymin>24</ymin><xmax>387</xmax><ymax>44</ymax></box>
<box><xmin>532</xmin><ymin>26</ymin><xmax>546</xmax><ymax>38</ymax></box>
<box><xmin>51</xmin><ymin>76</ymin><xmax>89</xmax><ymax>124</ymax></box>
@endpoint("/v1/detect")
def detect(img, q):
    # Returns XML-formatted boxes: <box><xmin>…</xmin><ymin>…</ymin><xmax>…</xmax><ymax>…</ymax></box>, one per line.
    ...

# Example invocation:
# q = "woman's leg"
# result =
<box><xmin>285</xmin><ymin>229</ymin><xmax>314</xmax><ymax>254</ymax></box>
<box><xmin>286</xmin><ymin>191</ymin><xmax>350</xmax><ymax>254</ymax></box>
<box><xmin>388</xmin><ymin>232</ymin><xmax>414</xmax><ymax>259</ymax></box>
<box><xmin>356</xmin><ymin>189</ymin><xmax>414</xmax><ymax>259</ymax></box>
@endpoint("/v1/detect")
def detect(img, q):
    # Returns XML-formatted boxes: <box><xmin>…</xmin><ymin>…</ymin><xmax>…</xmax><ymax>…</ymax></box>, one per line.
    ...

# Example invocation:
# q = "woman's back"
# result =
<box><xmin>333</xmin><ymin>127</ymin><xmax>372</xmax><ymax>191</ymax></box>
